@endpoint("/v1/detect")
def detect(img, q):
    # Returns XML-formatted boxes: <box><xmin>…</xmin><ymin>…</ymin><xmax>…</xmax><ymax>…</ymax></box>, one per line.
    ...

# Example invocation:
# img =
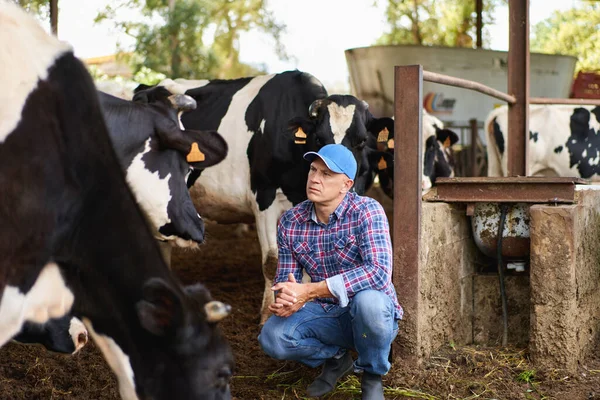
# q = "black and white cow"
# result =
<box><xmin>14</xmin><ymin>315</ymin><xmax>88</xmax><ymax>354</ymax></box>
<box><xmin>0</xmin><ymin>3</ymin><xmax>233</xmax><ymax>399</ymax></box>
<box><xmin>133</xmin><ymin>72</ymin><xmax>458</xmax><ymax>324</ymax></box>
<box><xmin>366</xmin><ymin>111</ymin><xmax>459</xmax><ymax>197</ymax></box>
<box><xmin>486</xmin><ymin>104</ymin><xmax>600</xmax><ymax>179</ymax></box>
<box><xmin>15</xmin><ymin>81</ymin><xmax>228</xmax><ymax>356</ymax></box>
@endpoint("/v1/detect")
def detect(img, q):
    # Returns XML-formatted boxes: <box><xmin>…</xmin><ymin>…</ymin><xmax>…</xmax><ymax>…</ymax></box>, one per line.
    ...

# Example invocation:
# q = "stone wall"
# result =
<box><xmin>417</xmin><ymin>202</ymin><xmax>477</xmax><ymax>359</ymax></box>
<box><xmin>529</xmin><ymin>188</ymin><xmax>600</xmax><ymax>372</ymax></box>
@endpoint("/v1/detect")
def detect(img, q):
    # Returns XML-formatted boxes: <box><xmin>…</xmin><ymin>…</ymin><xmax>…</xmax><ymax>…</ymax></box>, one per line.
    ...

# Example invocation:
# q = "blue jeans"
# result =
<box><xmin>258</xmin><ymin>290</ymin><xmax>399</xmax><ymax>376</ymax></box>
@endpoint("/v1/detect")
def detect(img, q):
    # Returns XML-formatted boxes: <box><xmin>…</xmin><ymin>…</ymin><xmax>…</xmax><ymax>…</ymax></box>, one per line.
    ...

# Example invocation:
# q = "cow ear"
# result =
<box><xmin>435</xmin><ymin>127</ymin><xmax>459</xmax><ymax>148</ymax></box>
<box><xmin>136</xmin><ymin>278</ymin><xmax>184</xmax><ymax>336</ymax></box>
<box><xmin>183</xmin><ymin>130</ymin><xmax>228</xmax><ymax>169</ymax></box>
<box><xmin>272</xmin><ymin>117</ymin><xmax>316</xmax><ymax>164</ymax></box>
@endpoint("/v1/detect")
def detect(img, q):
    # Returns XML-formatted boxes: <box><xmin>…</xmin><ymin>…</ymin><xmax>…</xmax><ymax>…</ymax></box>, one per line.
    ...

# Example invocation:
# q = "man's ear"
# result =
<box><xmin>341</xmin><ymin>178</ymin><xmax>354</xmax><ymax>193</ymax></box>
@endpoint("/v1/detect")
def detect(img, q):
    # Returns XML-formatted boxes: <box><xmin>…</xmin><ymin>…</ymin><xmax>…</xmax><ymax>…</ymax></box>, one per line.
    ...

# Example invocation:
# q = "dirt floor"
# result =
<box><xmin>2</xmin><ymin>216</ymin><xmax>600</xmax><ymax>399</ymax></box>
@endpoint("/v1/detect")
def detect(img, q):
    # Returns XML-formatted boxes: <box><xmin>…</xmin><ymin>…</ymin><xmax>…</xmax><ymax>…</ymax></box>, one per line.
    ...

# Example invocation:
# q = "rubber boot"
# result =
<box><xmin>306</xmin><ymin>352</ymin><xmax>354</xmax><ymax>397</ymax></box>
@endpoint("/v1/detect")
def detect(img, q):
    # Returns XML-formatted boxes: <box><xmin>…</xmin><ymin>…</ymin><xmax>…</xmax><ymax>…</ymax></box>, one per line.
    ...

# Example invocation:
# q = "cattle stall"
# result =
<box><xmin>390</xmin><ymin>0</ymin><xmax>600</xmax><ymax>373</ymax></box>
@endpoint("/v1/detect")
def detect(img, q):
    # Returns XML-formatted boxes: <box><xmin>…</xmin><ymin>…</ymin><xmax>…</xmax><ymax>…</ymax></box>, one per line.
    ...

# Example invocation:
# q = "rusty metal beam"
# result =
<box><xmin>507</xmin><ymin>0</ymin><xmax>529</xmax><ymax>176</ymax></box>
<box><xmin>393</xmin><ymin>65</ymin><xmax>423</xmax><ymax>364</ymax></box>
<box><xmin>429</xmin><ymin>177</ymin><xmax>587</xmax><ymax>203</ymax></box>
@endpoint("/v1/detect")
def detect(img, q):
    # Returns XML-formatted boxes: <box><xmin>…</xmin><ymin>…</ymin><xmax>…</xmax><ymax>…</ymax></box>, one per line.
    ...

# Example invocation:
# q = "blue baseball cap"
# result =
<box><xmin>303</xmin><ymin>144</ymin><xmax>357</xmax><ymax>180</ymax></box>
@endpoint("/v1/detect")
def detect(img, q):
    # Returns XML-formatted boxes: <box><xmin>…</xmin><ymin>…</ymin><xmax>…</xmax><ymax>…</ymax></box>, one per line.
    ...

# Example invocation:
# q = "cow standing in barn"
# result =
<box><xmin>15</xmin><ymin>83</ymin><xmax>228</xmax><ymax>355</ymax></box>
<box><xmin>0</xmin><ymin>3</ymin><xmax>233</xmax><ymax>399</ymax></box>
<box><xmin>486</xmin><ymin>104</ymin><xmax>600</xmax><ymax>179</ymax></box>
<box><xmin>133</xmin><ymin>72</ymin><xmax>458</xmax><ymax>324</ymax></box>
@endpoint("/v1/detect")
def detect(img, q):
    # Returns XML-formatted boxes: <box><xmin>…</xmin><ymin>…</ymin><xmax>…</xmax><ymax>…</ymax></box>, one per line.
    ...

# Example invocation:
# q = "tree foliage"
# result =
<box><xmin>531</xmin><ymin>2</ymin><xmax>600</xmax><ymax>74</ymax></box>
<box><xmin>96</xmin><ymin>0</ymin><xmax>287</xmax><ymax>80</ymax></box>
<box><xmin>375</xmin><ymin>0</ymin><xmax>504</xmax><ymax>48</ymax></box>
<box><xmin>12</xmin><ymin>0</ymin><xmax>50</xmax><ymax>26</ymax></box>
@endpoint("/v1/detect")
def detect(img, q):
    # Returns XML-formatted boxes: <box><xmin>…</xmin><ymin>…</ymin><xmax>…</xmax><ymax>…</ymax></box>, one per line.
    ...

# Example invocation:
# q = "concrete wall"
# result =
<box><xmin>530</xmin><ymin>188</ymin><xmax>600</xmax><ymax>372</ymax></box>
<box><xmin>387</xmin><ymin>186</ymin><xmax>600</xmax><ymax>370</ymax></box>
<box><xmin>416</xmin><ymin>202</ymin><xmax>477</xmax><ymax>359</ymax></box>
<box><xmin>472</xmin><ymin>275</ymin><xmax>530</xmax><ymax>347</ymax></box>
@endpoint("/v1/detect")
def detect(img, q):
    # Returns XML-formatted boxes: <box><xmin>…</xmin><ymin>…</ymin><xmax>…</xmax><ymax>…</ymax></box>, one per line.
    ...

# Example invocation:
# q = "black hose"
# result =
<box><xmin>497</xmin><ymin>203</ymin><xmax>510</xmax><ymax>347</ymax></box>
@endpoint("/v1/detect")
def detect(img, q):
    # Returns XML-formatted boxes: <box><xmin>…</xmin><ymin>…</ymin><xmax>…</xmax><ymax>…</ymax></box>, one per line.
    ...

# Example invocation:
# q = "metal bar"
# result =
<box><xmin>469</xmin><ymin>118</ymin><xmax>478</xmax><ymax>177</ymax></box>
<box><xmin>423</xmin><ymin>71</ymin><xmax>516</xmax><ymax>104</ymax></box>
<box><xmin>393</xmin><ymin>65</ymin><xmax>423</xmax><ymax>364</ymax></box>
<box><xmin>530</xmin><ymin>97</ymin><xmax>600</xmax><ymax>106</ymax></box>
<box><xmin>507</xmin><ymin>0</ymin><xmax>529</xmax><ymax>176</ymax></box>
<box><xmin>430</xmin><ymin>176</ymin><xmax>586</xmax><ymax>203</ymax></box>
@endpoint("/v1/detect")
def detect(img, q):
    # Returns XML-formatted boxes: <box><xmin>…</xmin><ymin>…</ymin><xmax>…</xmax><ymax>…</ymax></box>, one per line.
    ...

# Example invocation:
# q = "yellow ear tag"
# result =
<box><xmin>378</xmin><ymin>156</ymin><xmax>388</xmax><ymax>170</ymax></box>
<box><xmin>295</xmin><ymin>127</ymin><xmax>307</xmax><ymax>139</ymax></box>
<box><xmin>377</xmin><ymin>127</ymin><xmax>389</xmax><ymax>143</ymax></box>
<box><xmin>187</xmin><ymin>142</ymin><xmax>205</xmax><ymax>162</ymax></box>
<box><xmin>443</xmin><ymin>137</ymin><xmax>452</xmax><ymax>148</ymax></box>
<box><xmin>387</xmin><ymin>138</ymin><xmax>394</xmax><ymax>149</ymax></box>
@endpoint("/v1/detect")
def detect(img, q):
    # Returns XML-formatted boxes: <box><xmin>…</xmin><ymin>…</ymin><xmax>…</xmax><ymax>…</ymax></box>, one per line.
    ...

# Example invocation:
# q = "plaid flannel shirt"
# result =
<box><xmin>276</xmin><ymin>191</ymin><xmax>403</xmax><ymax>320</ymax></box>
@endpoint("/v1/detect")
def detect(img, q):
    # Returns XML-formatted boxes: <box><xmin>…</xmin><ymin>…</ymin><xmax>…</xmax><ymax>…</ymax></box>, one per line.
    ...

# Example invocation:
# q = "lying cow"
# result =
<box><xmin>133</xmin><ymin>72</ymin><xmax>458</xmax><ymax>324</ymax></box>
<box><xmin>0</xmin><ymin>3</ymin><xmax>233</xmax><ymax>399</ymax></box>
<box><xmin>486</xmin><ymin>104</ymin><xmax>600</xmax><ymax>179</ymax></box>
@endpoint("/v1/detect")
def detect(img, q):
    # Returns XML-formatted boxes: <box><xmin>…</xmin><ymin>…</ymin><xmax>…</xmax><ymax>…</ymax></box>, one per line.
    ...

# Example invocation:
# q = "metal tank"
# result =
<box><xmin>345</xmin><ymin>45</ymin><xmax>577</xmax><ymax>126</ymax></box>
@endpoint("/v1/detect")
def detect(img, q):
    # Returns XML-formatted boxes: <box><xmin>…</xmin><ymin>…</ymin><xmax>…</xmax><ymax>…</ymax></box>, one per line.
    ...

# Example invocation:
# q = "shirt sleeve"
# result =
<box><xmin>275</xmin><ymin>217</ymin><xmax>304</xmax><ymax>285</ymax></box>
<box><xmin>330</xmin><ymin>200</ymin><xmax>393</xmax><ymax>299</ymax></box>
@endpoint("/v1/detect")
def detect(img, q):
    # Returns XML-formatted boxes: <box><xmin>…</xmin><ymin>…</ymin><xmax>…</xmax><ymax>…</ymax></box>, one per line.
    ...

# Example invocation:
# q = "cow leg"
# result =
<box><xmin>0</xmin><ymin>286</ymin><xmax>27</xmax><ymax>347</ymax></box>
<box><xmin>254</xmin><ymin>191</ymin><xmax>293</xmax><ymax>325</ymax></box>
<box><xmin>158</xmin><ymin>241</ymin><xmax>173</xmax><ymax>267</ymax></box>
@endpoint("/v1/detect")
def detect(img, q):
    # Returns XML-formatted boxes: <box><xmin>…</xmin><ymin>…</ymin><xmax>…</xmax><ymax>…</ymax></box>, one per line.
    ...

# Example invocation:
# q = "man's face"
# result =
<box><xmin>306</xmin><ymin>158</ymin><xmax>353</xmax><ymax>204</ymax></box>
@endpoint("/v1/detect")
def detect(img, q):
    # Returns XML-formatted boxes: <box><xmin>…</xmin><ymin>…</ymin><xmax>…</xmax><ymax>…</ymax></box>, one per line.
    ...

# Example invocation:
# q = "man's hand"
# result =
<box><xmin>268</xmin><ymin>273</ymin><xmax>310</xmax><ymax>317</ymax></box>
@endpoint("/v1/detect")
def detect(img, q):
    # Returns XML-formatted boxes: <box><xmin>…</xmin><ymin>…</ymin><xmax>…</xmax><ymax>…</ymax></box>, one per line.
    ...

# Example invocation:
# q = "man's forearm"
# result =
<box><xmin>306</xmin><ymin>280</ymin><xmax>333</xmax><ymax>300</ymax></box>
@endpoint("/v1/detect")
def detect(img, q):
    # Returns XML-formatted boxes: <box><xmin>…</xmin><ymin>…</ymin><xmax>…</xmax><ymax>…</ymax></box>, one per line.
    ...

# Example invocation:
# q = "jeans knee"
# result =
<box><xmin>258</xmin><ymin>318</ymin><xmax>294</xmax><ymax>360</ymax></box>
<box><xmin>351</xmin><ymin>290</ymin><xmax>393</xmax><ymax>323</ymax></box>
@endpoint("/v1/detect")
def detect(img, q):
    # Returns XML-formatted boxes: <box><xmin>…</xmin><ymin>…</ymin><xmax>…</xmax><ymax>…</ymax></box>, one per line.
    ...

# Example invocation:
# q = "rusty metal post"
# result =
<box><xmin>393</xmin><ymin>65</ymin><xmax>423</xmax><ymax>364</ymax></box>
<box><xmin>507</xmin><ymin>0</ymin><xmax>529</xmax><ymax>176</ymax></box>
<box><xmin>470</xmin><ymin>118</ymin><xmax>479</xmax><ymax>177</ymax></box>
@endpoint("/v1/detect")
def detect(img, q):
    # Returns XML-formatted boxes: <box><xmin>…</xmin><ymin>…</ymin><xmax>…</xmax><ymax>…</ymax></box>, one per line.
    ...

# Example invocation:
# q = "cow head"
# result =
<box><xmin>84</xmin><ymin>278</ymin><xmax>233</xmax><ymax>400</ymax></box>
<box><xmin>363</xmin><ymin>115</ymin><xmax>459</xmax><ymax>197</ymax></box>
<box><xmin>98</xmin><ymin>91</ymin><xmax>228</xmax><ymax>248</ymax></box>
<box><xmin>280</xmin><ymin>95</ymin><xmax>394</xmax><ymax>195</ymax></box>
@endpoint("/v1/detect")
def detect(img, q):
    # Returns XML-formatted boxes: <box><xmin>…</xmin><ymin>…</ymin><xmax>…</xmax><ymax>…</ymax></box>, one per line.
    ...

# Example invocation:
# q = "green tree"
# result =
<box><xmin>375</xmin><ymin>0</ymin><xmax>503</xmax><ymax>48</ymax></box>
<box><xmin>531</xmin><ymin>2</ymin><xmax>600</xmax><ymax>74</ymax></box>
<box><xmin>96</xmin><ymin>0</ymin><xmax>286</xmax><ymax>81</ymax></box>
<box><xmin>13</xmin><ymin>0</ymin><xmax>57</xmax><ymax>33</ymax></box>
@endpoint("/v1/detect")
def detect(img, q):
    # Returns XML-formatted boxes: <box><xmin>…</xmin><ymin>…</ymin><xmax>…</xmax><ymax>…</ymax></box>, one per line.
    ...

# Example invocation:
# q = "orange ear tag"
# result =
<box><xmin>378</xmin><ymin>156</ymin><xmax>388</xmax><ymax>170</ymax></box>
<box><xmin>294</xmin><ymin>140</ymin><xmax>306</xmax><ymax>144</ymax></box>
<box><xmin>377</xmin><ymin>127</ymin><xmax>389</xmax><ymax>143</ymax></box>
<box><xmin>387</xmin><ymin>138</ymin><xmax>394</xmax><ymax>149</ymax></box>
<box><xmin>187</xmin><ymin>142</ymin><xmax>206</xmax><ymax>162</ymax></box>
<box><xmin>443</xmin><ymin>137</ymin><xmax>452</xmax><ymax>148</ymax></box>
<box><xmin>295</xmin><ymin>127</ymin><xmax>307</xmax><ymax>139</ymax></box>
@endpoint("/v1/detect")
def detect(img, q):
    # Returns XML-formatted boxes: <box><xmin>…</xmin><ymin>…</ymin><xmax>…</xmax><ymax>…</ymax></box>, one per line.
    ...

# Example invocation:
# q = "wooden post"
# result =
<box><xmin>50</xmin><ymin>0</ymin><xmax>58</xmax><ymax>35</ymax></box>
